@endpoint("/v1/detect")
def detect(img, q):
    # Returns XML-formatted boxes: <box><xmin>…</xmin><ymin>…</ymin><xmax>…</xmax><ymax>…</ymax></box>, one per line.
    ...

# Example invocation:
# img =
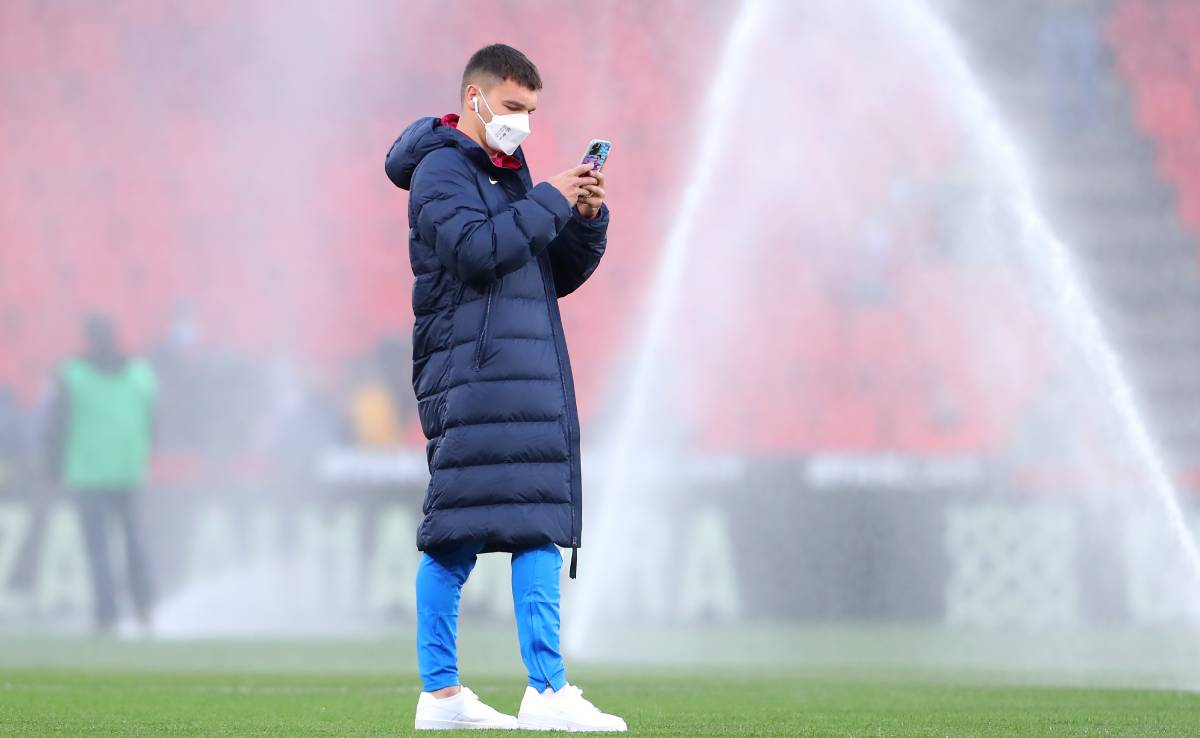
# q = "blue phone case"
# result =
<box><xmin>581</xmin><ymin>140</ymin><xmax>611</xmax><ymax>171</ymax></box>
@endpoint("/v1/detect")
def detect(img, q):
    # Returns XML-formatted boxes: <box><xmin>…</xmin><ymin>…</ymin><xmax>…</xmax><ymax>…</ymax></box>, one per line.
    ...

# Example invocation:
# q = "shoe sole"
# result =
<box><xmin>415</xmin><ymin>718</ymin><xmax>518</xmax><ymax>730</ymax></box>
<box><xmin>517</xmin><ymin>714</ymin><xmax>626</xmax><ymax>732</ymax></box>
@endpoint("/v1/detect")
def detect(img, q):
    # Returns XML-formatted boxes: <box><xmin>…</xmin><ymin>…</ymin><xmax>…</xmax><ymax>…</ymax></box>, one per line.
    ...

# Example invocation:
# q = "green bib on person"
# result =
<box><xmin>61</xmin><ymin>358</ymin><xmax>157</xmax><ymax>491</ymax></box>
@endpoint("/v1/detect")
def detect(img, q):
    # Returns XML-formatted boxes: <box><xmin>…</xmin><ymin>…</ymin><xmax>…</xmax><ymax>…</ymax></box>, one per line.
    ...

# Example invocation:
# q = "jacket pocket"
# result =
<box><xmin>473</xmin><ymin>279</ymin><xmax>499</xmax><ymax>370</ymax></box>
<box><xmin>417</xmin><ymin>394</ymin><xmax>448</xmax><ymax>439</ymax></box>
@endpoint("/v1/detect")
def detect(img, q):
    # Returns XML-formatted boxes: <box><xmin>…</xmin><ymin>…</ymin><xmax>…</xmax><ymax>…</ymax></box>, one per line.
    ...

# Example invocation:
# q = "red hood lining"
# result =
<box><xmin>439</xmin><ymin>113</ymin><xmax>522</xmax><ymax>170</ymax></box>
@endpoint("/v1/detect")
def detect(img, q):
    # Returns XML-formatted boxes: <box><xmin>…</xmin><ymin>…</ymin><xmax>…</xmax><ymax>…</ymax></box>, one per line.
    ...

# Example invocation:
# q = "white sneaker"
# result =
<box><xmin>517</xmin><ymin>682</ymin><xmax>627</xmax><ymax>732</ymax></box>
<box><xmin>414</xmin><ymin>685</ymin><xmax>518</xmax><ymax>730</ymax></box>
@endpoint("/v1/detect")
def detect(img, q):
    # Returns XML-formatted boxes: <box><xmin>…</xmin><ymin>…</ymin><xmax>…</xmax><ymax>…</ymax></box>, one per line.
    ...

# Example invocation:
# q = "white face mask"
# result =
<box><xmin>472</xmin><ymin>89</ymin><xmax>530</xmax><ymax>156</ymax></box>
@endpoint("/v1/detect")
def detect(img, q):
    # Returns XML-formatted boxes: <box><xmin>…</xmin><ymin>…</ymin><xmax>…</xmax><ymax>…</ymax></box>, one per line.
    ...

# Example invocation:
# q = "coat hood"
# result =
<box><xmin>385</xmin><ymin>115</ymin><xmax>525</xmax><ymax>191</ymax></box>
<box><xmin>384</xmin><ymin>116</ymin><xmax>461</xmax><ymax>191</ymax></box>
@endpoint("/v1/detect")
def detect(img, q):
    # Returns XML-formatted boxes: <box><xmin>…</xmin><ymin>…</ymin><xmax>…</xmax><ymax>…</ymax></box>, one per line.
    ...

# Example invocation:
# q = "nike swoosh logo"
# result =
<box><xmin>489</xmin><ymin>177</ymin><xmax>499</xmax><ymax>184</ymax></box>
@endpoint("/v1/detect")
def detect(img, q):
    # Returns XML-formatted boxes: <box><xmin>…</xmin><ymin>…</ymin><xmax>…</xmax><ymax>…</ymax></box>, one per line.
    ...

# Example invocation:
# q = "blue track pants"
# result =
<box><xmin>416</xmin><ymin>540</ymin><xmax>567</xmax><ymax>693</ymax></box>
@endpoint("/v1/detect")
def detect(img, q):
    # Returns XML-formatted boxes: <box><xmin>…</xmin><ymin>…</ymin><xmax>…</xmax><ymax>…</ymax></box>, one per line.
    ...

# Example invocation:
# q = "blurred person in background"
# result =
<box><xmin>377</xmin><ymin>333</ymin><xmax>418</xmax><ymax>433</ymax></box>
<box><xmin>385</xmin><ymin>44</ymin><xmax>625</xmax><ymax>731</ymax></box>
<box><xmin>148</xmin><ymin>300</ymin><xmax>228</xmax><ymax>453</ymax></box>
<box><xmin>1039</xmin><ymin>0</ymin><xmax>1105</xmax><ymax>138</ymax></box>
<box><xmin>44</xmin><ymin>314</ymin><xmax>158</xmax><ymax>635</ymax></box>
<box><xmin>347</xmin><ymin>334</ymin><xmax>420</xmax><ymax>448</ymax></box>
<box><xmin>0</xmin><ymin>386</ymin><xmax>22</xmax><ymax>489</ymax></box>
<box><xmin>252</xmin><ymin>354</ymin><xmax>340</xmax><ymax>476</ymax></box>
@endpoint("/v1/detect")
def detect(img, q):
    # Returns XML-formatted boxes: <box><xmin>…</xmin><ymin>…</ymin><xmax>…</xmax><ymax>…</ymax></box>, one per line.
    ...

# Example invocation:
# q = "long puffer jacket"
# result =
<box><xmin>385</xmin><ymin>114</ymin><xmax>609</xmax><ymax>577</ymax></box>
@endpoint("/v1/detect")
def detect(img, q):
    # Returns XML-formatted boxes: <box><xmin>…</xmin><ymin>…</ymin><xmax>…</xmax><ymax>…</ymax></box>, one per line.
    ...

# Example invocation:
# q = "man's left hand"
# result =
<box><xmin>576</xmin><ymin>168</ymin><xmax>606</xmax><ymax>219</ymax></box>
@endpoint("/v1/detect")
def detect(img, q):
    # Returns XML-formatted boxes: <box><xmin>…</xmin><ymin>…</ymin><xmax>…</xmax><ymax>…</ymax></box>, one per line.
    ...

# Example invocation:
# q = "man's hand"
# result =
<box><xmin>547</xmin><ymin>164</ymin><xmax>598</xmax><ymax>207</ymax></box>
<box><xmin>575</xmin><ymin>168</ymin><xmax>606</xmax><ymax>220</ymax></box>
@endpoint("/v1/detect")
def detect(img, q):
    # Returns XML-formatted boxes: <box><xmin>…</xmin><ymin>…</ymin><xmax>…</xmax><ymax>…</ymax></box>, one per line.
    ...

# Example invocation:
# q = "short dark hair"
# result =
<box><xmin>460</xmin><ymin>44</ymin><xmax>542</xmax><ymax>101</ymax></box>
<box><xmin>83</xmin><ymin>312</ymin><xmax>117</xmax><ymax>352</ymax></box>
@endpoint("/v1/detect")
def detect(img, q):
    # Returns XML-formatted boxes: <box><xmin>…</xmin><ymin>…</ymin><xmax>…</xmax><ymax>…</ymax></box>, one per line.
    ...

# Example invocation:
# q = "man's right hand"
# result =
<box><xmin>546</xmin><ymin>164</ymin><xmax>599</xmax><ymax>206</ymax></box>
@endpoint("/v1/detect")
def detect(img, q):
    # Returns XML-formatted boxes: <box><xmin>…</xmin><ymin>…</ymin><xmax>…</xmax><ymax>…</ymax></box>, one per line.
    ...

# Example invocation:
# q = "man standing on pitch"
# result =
<box><xmin>385</xmin><ymin>44</ymin><xmax>627</xmax><ymax>731</ymax></box>
<box><xmin>45</xmin><ymin>314</ymin><xmax>158</xmax><ymax>635</ymax></box>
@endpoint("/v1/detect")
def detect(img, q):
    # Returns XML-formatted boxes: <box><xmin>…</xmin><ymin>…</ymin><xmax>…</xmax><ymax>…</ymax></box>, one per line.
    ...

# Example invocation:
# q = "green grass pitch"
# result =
<box><xmin>1</xmin><ymin>630</ymin><xmax>1198</xmax><ymax>737</ymax></box>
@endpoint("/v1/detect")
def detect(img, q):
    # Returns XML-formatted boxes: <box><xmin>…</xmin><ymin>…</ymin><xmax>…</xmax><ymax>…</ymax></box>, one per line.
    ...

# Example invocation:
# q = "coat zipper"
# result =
<box><xmin>507</xmin><ymin>167</ymin><xmax>582</xmax><ymax>578</ymax></box>
<box><xmin>473</xmin><ymin>280</ymin><xmax>498</xmax><ymax>370</ymax></box>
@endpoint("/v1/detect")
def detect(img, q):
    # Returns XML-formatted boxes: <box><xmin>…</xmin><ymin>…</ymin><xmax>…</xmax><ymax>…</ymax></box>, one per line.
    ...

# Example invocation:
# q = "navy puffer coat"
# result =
<box><xmin>385</xmin><ymin>114</ymin><xmax>608</xmax><ymax>577</ymax></box>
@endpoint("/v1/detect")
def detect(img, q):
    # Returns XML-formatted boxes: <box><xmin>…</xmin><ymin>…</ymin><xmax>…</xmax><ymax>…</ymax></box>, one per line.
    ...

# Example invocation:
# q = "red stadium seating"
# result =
<box><xmin>0</xmin><ymin>0</ymin><xmax>1034</xmax><ymax>457</ymax></box>
<box><xmin>1109</xmin><ymin>0</ymin><xmax>1200</xmax><ymax>242</ymax></box>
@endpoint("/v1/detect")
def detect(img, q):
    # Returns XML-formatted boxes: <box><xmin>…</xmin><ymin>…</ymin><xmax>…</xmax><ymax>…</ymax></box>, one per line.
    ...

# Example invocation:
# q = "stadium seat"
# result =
<box><xmin>1134</xmin><ymin>80</ymin><xmax>1200</xmax><ymax>140</ymax></box>
<box><xmin>1109</xmin><ymin>0</ymin><xmax>1200</xmax><ymax>244</ymax></box>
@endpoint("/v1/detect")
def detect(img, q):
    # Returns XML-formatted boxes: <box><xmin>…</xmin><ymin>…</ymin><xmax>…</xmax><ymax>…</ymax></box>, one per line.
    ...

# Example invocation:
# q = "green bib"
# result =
<box><xmin>61</xmin><ymin>358</ymin><xmax>157</xmax><ymax>490</ymax></box>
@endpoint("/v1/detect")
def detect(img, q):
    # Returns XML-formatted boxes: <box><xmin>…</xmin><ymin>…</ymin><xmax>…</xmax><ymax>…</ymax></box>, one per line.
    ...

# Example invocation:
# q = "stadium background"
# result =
<box><xmin>1</xmin><ymin>0</ymin><xmax>1199</xmax><ymax>687</ymax></box>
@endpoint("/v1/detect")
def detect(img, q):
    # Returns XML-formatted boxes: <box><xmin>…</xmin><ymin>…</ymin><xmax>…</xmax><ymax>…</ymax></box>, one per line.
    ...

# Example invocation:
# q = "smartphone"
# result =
<box><xmin>580</xmin><ymin>139</ymin><xmax>612</xmax><ymax>171</ymax></box>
